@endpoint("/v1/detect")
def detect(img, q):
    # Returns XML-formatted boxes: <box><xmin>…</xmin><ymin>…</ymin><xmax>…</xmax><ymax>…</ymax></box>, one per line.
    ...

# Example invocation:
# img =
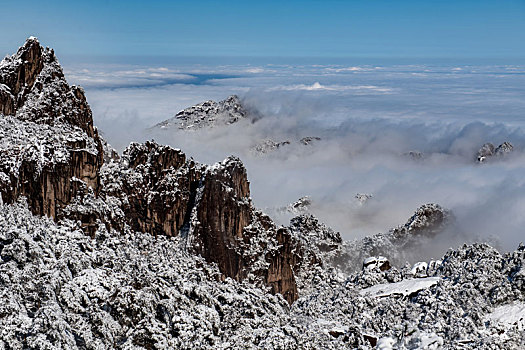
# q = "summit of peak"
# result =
<box><xmin>0</xmin><ymin>37</ymin><xmax>96</xmax><ymax>137</ymax></box>
<box><xmin>25</xmin><ymin>36</ymin><xmax>39</xmax><ymax>44</ymax></box>
<box><xmin>152</xmin><ymin>94</ymin><xmax>249</xmax><ymax>131</ymax></box>
<box><xmin>15</xmin><ymin>36</ymin><xmax>46</xmax><ymax>61</ymax></box>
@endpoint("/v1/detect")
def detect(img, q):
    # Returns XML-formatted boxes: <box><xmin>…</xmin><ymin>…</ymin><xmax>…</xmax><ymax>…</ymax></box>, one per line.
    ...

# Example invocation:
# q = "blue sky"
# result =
<box><xmin>1</xmin><ymin>0</ymin><xmax>524</xmax><ymax>58</ymax></box>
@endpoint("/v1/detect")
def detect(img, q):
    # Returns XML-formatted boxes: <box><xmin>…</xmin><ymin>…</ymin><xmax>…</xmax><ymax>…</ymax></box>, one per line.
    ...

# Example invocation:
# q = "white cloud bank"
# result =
<box><xmin>67</xmin><ymin>60</ymin><xmax>525</xmax><ymax>257</ymax></box>
<box><xmin>268</xmin><ymin>82</ymin><xmax>393</xmax><ymax>93</ymax></box>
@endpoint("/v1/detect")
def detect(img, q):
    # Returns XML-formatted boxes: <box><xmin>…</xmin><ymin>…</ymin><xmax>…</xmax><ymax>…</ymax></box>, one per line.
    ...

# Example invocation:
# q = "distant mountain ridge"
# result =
<box><xmin>153</xmin><ymin>95</ymin><xmax>248</xmax><ymax>130</ymax></box>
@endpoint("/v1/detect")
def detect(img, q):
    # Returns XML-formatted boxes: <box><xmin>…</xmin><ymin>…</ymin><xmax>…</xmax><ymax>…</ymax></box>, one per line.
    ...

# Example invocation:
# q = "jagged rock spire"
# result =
<box><xmin>152</xmin><ymin>94</ymin><xmax>248</xmax><ymax>130</ymax></box>
<box><xmin>0</xmin><ymin>36</ymin><xmax>96</xmax><ymax>138</ymax></box>
<box><xmin>0</xmin><ymin>37</ymin><xmax>104</xmax><ymax>223</ymax></box>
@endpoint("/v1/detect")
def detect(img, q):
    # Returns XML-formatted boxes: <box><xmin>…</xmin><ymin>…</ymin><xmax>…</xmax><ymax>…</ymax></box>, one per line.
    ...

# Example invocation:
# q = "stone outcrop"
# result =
<box><xmin>287</xmin><ymin>204</ymin><xmax>453</xmax><ymax>285</ymax></box>
<box><xmin>0</xmin><ymin>38</ymin><xmax>300</xmax><ymax>304</ymax></box>
<box><xmin>0</xmin><ymin>37</ymin><xmax>96</xmax><ymax>137</ymax></box>
<box><xmin>153</xmin><ymin>95</ymin><xmax>248</xmax><ymax>130</ymax></box>
<box><xmin>495</xmin><ymin>141</ymin><xmax>513</xmax><ymax>156</ymax></box>
<box><xmin>363</xmin><ymin>256</ymin><xmax>391</xmax><ymax>271</ymax></box>
<box><xmin>251</xmin><ymin>138</ymin><xmax>291</xmax><ymax>155</ymax></box>
<box><xmin>191</xmin><ymin>156</ymin><xmax>298</xmax><ymax>303</ymax></box>
<box><xmin>477</xmin><ymin>143</ymin><xmax>495</xmax><ymax>162</ymax></box>
<box><xmin>300</xmin><ymin>136</ymin><xmax>321</xmax><ymax>145</ymax></box>
<box><xmin>0</xmin><ymin>37</ymin><xmax>104</xmax><ymax>222</ymax></box>
<box><xmin>3</xmin><ymin>138</ymin><xmax>101</xmax><ymax>220</ymax></box>
<box><xmin>0</xmin><ymin>37</ymin><xmax>43</xmax><ymax>116</ymax></box>
<box><xmin>277</xmin><ymin>195</ymin><xmax>312</xmax><ymax>214</ymax></box>
<box><xmin>99</xmin><ymin>141</ymin><xmax>299</xmax><ymax>303</ymax></box>
<box><xmin>477</xmin><ymin>141</ymin><xmax>514</xmax><ymax>163</ymax></box>
<box><xmin>391</xmin><ymin>203</ymin><xmax>451</xmax><ymax>238</ymax></box>
<box><xmin>101</xmin><ymin>141</ymin><xmax>200</xmax><ymax>237</ymax></box>
<box><xmin>404</xmin><ymin>150</ymin><xmax>424</xmax><ymax>160</ymax></box>
<box><xmin>355</xmin><ymin>193</ymin><xmax>373</xmax><ymax>205</ymax></box>
<box><xmin>251</xmin><ymin>137</ymin><xmax>322</xmax><ymax>156</ymax></box>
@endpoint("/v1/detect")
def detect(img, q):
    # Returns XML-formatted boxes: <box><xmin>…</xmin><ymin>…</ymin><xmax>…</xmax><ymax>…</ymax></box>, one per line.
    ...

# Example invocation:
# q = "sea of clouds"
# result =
<box><xmin>64</xmin><ymin>59</ymin><xmax>525</xmax><ymax>258</ymax></box>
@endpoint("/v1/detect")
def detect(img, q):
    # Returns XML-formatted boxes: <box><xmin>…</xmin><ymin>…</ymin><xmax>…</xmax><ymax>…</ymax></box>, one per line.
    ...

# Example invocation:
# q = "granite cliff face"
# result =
<box><xmin>101</xmin><ymin>141</ymin><xmax>195</xmax><ymax>237</ymax></box>
<box><xmin>0</xmin><ymin>37</ymin><xmax>103</xmax><ymax>222</ymax></box>
<box><xmin>190</xmin><ymin>157</ymin><xmax>298</xmax><ymax>302</ymax></box>
<box><xmin>100</xmin><ymin>142</ymin><xmax>299</xmax><ymax>303</ymax></box>
<box><xmin>0</xmin><ymin>38</ymin><xmax>299</xmax><ymax>302</ymax></box>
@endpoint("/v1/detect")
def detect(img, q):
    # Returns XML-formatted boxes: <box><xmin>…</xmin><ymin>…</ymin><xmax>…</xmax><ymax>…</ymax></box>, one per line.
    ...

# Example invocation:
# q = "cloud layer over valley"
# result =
<box><xmin>66</xmin><ymin>59</ymin><xmax>525</xmax><ymax>258</ymax></box>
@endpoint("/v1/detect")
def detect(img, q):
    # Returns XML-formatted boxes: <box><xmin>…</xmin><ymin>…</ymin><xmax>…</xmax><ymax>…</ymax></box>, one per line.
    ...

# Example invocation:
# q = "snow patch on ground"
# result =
<box><xmin>360</xmin><ymin>277</ymin><xmax>441</xmax><ymax>298</ymax></box>
<box><xmin>485</xmin><ymin>302</ymin><xmax>525</xmax><ymax>331</ymax></box>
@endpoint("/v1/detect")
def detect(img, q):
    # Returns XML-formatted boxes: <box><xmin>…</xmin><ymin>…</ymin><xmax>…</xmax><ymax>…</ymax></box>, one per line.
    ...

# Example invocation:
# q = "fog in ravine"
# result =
<box><xmin>65</xmin><ymin>59</ymin><xmax>525</xmax><ymax>257</ymax></box>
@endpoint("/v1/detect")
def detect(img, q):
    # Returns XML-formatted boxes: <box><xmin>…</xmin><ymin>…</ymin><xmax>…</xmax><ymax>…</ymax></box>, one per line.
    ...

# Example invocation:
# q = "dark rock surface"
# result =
<box><xmin>0</xmin><ymin>37</ymin><xmax>104</xmax><ymax>221</ymax></box>
<box><xmin>102</xmin><ymin>146</ymin><xmax>299</xmax><ymax>303</ymax></box>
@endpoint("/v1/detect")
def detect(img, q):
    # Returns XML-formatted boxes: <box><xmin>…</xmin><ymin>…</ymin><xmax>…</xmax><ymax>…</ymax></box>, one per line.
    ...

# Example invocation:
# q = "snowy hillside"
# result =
<box><xmin>1</xmin><ymin>201</ymin><xmax>524</xmax><ymax>349</ymax></box>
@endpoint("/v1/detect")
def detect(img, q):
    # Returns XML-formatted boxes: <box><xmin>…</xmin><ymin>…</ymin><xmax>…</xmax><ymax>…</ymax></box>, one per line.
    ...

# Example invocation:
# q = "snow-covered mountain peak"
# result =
<box><xmin>0</xmin><ymin>36</ymin><xmax>96</xmax><ymax>138</ymax></box>
<box><xmin>153</xmin><ymin>94</ymin><xmax>248</xmax><ymax>131</ymax></box>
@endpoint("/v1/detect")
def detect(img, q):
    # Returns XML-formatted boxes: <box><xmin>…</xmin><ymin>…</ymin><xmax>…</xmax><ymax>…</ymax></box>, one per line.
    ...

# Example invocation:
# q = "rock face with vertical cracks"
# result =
<box><xmin>191</xmin><ymin>156</ymin><xmax>298</xmax><ymax>303</ymax></box>
<box><xmin>0</xmin><ymin>37</ymin><xmax>300</xmax><ymax>304</ymax></box>
<box><xmin>0</xmin><ymin>38</ymin><xmax>304</xmax><ymax>304</ymax></box>
<box><xmin>101</xmin><ymin>141</ymin><xmax>201</xmax><ymax>237</ymax></box>
<box><xmin>101</xmin><ymin>142</ymin><xmax>299</xmax><ymax>303</ymax></box>
<box><xmin>0</xmin><ymin>37</ymin><xmax>104</xmax><ymax>222</ymax></box>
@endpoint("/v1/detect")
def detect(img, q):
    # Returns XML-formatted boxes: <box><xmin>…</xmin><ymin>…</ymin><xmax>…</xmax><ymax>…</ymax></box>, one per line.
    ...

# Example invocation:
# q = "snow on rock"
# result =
<box><xmin>0</xmin><ymin>114</ymin><xmax>99</xmax><ymax>177</ymax></box>
<box><xmin>411</xmin><ymin>261</ymin><xmax>429</xmax><ymax>277</ymax></box>
<box><xmin>0</xmin><ymin>36</ymin><xmax>97</xmax><ymax>138</ymax></box>
<box><xmin>331</xmin><ymin>204</ymin><xmax>453</xmax><ymax>273</ymax></box>
<box><xmin>99</xmin><ymin>135</ymin><xmax>120</xmax><ymax>163</ymax></box>
<box><xmin>363</xmin><ymin>256</ymin><xmax>391</xmax><ymax>271</ymax></box>
<box><xmin>152</xmin><ymin>95</ymin><xmax>248</xmax><ymax>130</ymax></box>
<box><xmin>1</xmin><ymin>39</ymin><xmax>301</xmax><ymax>304</ymax></box>
<box><xmin>477</xmin><ymin>141</ymin><xmax>514</xmax><ymax>163</ymax></box>
<box><xmin>0</xmin><ymin>37</ymin><xmax>104</xmax><ymax>224</ymax></box>
<box><xmin>359</xmin><ymin>277</ymin><xmax>441</xmax><ymax>298</ymax></box>
<box><xmin>485</xmin><ymin>302</ymin><xmax>525</xmax><ymax>331</ymax></box>
<box><xmin>404</xmin><ymin>150</ymin><xmax>424</xmax><ymax>161</ymax></box>
<box><xmin>495</xmin><ymin>141</ymin><xmax>514</xmax><ymax>156</ymax></box>
<box><xmin>87</xmin><ymin>140</ymin><xmax>301</xmax><ymax>303</ymax></box>
<box><xmin>299</xmin><ymin>136</ymin><xmax>321</xmax><ymax>145</ymax></box>
<box><xmin>250</xmin><ymin>138</ymin><xmax>291</xmax><ymax>155</ymax></box>
<box><xmin>355</xmin><ymin>193</ymin><xmax>373</xmax><ymax>205</ymax></box>
<box><xmin>376</xmin><ymin>337</ymin><xmax>396</xmax><ymax>349</ymax></box>
<box><xmin>250</xmin><ymin>137</ymin><xmax>323</xmax><ymax>156</ymax></box>
<box><xmin>392</xmin><ymin>203</ymin><xmax>452</xmax><ymax>238</ymax></box>
<box><xmin>477</xmin><ymin>142</ymin><xmax>495</xmax><ymax>163</ymax></box>
<box><xmin>0</xmin><ymin>200</ymin><xmax>293</xmax><ymax>349</ymax></box>
<box><xmin>277</xmin><ymin>195</ymin><xmax>312</xmax><ymax>214</ymax></box>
